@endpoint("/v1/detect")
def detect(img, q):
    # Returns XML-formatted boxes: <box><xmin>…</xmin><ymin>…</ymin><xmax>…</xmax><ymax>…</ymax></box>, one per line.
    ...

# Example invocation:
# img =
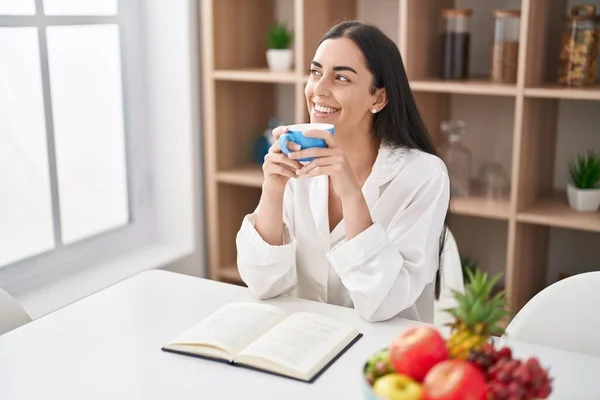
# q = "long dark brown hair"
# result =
<box><xmin>319</xmin><ymin>21</ymin><xmax>449</xmax><ymax>299</ymax></box>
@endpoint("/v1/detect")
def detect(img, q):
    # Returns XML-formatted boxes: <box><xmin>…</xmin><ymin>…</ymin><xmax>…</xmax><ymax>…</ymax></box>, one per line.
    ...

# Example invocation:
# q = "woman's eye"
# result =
<box><xmin>337</xmin><ymin>75</ymin><xmax>350</xmax><ymax>82</ymax></box>
<box><xmin>309</xmin><ymin>69</ymin><xmax>321</xmax><ymax>76</ymax></box>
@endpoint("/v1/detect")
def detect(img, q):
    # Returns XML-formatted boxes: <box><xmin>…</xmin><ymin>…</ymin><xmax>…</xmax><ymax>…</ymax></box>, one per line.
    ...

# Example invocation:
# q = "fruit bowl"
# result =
<box><xmin>361</xmin><ymin>327</ymin><xmax>553</xmax><ymax>400</ymax></box>
<box><xmin>363</xmin><ymin>270</ymin><xmax>553</xmax><ymax>399</ymax></box>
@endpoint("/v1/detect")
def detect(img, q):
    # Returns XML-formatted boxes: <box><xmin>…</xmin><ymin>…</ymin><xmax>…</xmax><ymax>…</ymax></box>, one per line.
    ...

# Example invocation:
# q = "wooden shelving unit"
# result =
<box><xmin>517</xmin><ymin>192</ymin><xmax>600</xmax><ymax>234</ymax></box>
<box><xmin>524</xmin><ymin>84</ymin><xmax>600</xmax><ymax>101</ymax></box>
<box><xmin>213</xmin><ymin>68</ymin><xmax>299</xmax><ymax>83</ymax></box>
<box><xmin>216</xmin><ymin>165</ymin><xmax>264</xmax><ymax>188</ymax></box>
<box><xmin>199</xmin><ymin>0</ymin><xmax>600</xmax><ymax>316</ymax></box>
<box><xmin>410</xmin><ymin>78</ymin><xmax>518</xmax><ymax>96</ymax></box>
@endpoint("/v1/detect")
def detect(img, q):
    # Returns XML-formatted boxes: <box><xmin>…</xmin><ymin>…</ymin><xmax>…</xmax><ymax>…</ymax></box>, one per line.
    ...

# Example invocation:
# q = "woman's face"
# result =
<box><xmin>304</xmin><ymin>37</ymin><xmax>385</xmax><ymax>136</ymax></box>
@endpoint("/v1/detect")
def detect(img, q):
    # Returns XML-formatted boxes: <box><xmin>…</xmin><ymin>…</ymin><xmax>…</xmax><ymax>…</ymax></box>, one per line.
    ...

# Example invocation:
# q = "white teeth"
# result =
<box><xmin>314</xmin><ymin>104</ymin><xmax>338</xmax><ymax>114</ymax></box>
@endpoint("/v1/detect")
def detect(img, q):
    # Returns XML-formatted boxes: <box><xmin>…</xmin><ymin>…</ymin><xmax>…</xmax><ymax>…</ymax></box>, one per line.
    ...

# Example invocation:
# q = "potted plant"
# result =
<box><xmin>567</xmin><ymin>150</ymin><xmax>600</xmax><ymax>212</ymax></box>
<box><xmin>266</xmin><ymin>22</ymin><xmax>293</xmax><ymax>72</ymax></box>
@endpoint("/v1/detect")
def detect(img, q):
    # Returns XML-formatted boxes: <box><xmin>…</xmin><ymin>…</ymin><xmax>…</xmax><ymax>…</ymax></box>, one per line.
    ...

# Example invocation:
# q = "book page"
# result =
<box><xmin>167</xmin><ymin>303</ymin><xmax>288</xmax><ymax>356</ymax></box>
<box><xmin>235</xmin><ymin>312</ymin><xmax>358</xmax><ymax>379</ymax></box>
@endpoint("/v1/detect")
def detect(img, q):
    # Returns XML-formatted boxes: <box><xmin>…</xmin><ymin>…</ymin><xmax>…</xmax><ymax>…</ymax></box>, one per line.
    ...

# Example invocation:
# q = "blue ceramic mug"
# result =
<box><xmin>279</xmin><ymin>123</ymin><xmax>335</xmax><ymax>162</ymax></box>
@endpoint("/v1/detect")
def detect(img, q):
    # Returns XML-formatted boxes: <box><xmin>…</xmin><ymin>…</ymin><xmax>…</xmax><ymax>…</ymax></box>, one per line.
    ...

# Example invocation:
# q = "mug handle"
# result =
<box><xmin>278</xmin><ymin>133</ymin><xmax>293</xmax><ymax>156</ymax></box>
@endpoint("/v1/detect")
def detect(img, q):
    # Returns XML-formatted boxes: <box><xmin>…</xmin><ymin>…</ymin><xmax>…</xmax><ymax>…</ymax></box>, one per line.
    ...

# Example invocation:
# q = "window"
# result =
<box><xmin>0</xmin><ymin>0</ymin><xmax>150</xmax><ymax>276</ymax></box>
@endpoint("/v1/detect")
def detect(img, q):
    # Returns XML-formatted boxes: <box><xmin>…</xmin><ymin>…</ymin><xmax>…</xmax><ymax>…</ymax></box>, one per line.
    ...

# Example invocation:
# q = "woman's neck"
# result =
<box><xmin>336</xmin><ymin>127</ymin><xmax>380</xmax><ymax>183</ymax></box>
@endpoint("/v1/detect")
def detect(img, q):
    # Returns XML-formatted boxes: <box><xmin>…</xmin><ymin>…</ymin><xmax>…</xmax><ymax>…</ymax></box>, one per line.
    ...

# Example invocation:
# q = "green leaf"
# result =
<box><xmin>569</xmin><ymin>150</ymin><xmax>600</xmax><ymax>189</ymax></box>
<box><xmin>267</xmin><ymin>22</ymin><xmax>293</xmax><ymax>49</ymax></box>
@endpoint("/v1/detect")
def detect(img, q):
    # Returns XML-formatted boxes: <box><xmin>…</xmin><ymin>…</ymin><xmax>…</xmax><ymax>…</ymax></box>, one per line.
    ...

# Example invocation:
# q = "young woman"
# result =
<box><xmin>236</xmin><ymin>21</ymin><xmax>450</xmax><ymax>323</ymax></box>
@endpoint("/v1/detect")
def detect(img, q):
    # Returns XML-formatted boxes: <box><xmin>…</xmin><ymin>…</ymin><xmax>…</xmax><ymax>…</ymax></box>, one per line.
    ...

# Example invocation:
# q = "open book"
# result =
<box><xmin>161</xmin><ymin>302</ymin><xmax>362</xmax><ymax>383</ymax></box>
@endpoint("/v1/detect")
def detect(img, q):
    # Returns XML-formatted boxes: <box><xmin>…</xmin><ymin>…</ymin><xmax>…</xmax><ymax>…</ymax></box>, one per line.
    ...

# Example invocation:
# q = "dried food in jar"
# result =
<box><xmin>490</xmin><ymin>9</ymin><xmax>520</xmax><ymax>83</ymax></box>
<box><xmin>557</xmin><ymin>5</ymin><xmax>599</xmax><ymax>86</ymax></box>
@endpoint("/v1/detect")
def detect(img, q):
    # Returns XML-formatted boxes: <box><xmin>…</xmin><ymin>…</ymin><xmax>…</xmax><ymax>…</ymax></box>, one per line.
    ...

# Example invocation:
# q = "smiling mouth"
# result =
<box><xmin>312</xmin><ymin>102</ymin><xmax>340</xmax><ymax>117</ymax></box>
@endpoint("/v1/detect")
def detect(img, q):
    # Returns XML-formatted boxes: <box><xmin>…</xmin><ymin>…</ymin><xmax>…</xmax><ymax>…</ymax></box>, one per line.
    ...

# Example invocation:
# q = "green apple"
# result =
<box><xmin>373</xmin><ymin>373</ymin><xmax>423</xmax><ymax>400</ymax></box>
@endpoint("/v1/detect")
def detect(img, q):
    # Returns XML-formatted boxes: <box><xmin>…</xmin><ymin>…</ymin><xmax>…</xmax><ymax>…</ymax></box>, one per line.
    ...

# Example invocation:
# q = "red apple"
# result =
<box><xmin>372</xmin><ymin>373</ymin><xmax>423</xmax><ymax>400</ymax></box>
<box><xmin>389</xmin><ymin>326</ymin><xmax>448</xmax><ymax>381</ymax></box>
<box><xmin>422</xmin><ymin>360</ymin><xmax>487</xmax><ymax>400</ymax></box>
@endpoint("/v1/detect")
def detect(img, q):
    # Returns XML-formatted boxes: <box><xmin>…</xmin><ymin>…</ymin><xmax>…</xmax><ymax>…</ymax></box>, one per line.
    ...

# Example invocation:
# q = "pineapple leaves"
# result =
<box><xmin>445</xmin><ymin>267</ymin><xmax>507</xmax><ymax>331</ymax></box>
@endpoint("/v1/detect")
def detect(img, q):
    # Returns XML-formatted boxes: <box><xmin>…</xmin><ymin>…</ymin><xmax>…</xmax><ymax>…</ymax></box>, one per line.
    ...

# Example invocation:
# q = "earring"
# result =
<box><xmin>371</xmin><ymin>108</ymin><xmax>377</xmax><ymax>113</ymax></box>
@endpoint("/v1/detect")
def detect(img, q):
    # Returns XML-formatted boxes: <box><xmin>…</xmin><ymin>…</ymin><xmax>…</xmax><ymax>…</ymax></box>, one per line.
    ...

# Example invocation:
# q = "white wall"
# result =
<box><xmin>154</xmin><ymin>0</ymin><xmax>206</xmax><ymax>278</ymax></box>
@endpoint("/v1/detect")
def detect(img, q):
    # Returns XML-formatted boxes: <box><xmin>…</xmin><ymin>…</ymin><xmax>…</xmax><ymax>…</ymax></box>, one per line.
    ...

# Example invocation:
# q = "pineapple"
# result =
<box><xmin>444</xmin><ymin>268</ymin><xmax>508</xmax><ymax>360</ymax></box>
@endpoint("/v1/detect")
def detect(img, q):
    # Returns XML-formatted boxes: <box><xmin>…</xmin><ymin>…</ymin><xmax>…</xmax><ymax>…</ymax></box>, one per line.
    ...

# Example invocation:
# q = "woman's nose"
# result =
<box><xmin>313</xmin><ymin>76</ymin><xmax>331</xmax><ymax>97</ymax></box>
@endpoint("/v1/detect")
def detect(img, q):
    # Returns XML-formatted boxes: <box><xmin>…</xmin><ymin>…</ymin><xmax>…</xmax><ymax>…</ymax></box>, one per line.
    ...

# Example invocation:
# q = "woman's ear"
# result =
<box><xmin>371</xmin><ymin>88</ymin><xmax>388</xmax><ymax>113</ymax></box>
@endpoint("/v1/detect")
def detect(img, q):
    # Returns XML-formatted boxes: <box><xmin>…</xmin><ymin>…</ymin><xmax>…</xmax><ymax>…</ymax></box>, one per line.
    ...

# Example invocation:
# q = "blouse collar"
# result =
<box><xmin>371</xmin><ymin>144</ymin><xmax>409</xmax><ymax>186</ymax></box>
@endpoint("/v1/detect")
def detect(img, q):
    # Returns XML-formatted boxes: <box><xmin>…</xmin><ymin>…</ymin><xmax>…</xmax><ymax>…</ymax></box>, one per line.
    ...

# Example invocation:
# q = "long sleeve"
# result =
<box><xmin>235</xmin><ymin>182</ymin><xmax>297</xmax><ymax>299</ymax></box>
<box><xmin>326</xmin><ymin>169</ymin><xmax>450</xmax><ymax>322</ymax></box>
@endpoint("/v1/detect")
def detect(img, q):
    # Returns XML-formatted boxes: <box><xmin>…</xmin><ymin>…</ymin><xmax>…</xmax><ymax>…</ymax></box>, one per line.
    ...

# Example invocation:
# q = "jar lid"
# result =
<box><xmin>564</xmin><ymin>4</ymin><xmax>597</xmax><ymax>21</ymax></box>
<box><xmin>441</xmin><ymin>9</ymin><xmax>473</xmax><ymax>18</ymax></box>
<box><xmin>493</xmin><ymin>9</ymin><xmax>521</xmax><ymax>18</ymax></box>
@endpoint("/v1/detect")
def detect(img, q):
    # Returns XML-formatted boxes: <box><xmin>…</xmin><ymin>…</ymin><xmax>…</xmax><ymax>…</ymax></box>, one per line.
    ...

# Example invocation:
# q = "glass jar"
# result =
<box><xmin>490</xmin><ymin>9</ymin><xmax>521</xmax><ymax>83</ymax></box>
<box><xmin>440</xmin><ymin>120</ymin><xmax>471</xmax><ymax>197</ymax></box>
<box><xmin>478</xmin><ymin>162</ymin><xmax>510</xmax><ymax>200</ymax></box>
<box><xmin>440</xmin><ymin>9</ymin><xmax>473</xmax><ymax>80</ymax></box>
<box><xmin>557</xmin><ymin>4</ymin><xmax>599</xmax><ymax>86</ymax></box>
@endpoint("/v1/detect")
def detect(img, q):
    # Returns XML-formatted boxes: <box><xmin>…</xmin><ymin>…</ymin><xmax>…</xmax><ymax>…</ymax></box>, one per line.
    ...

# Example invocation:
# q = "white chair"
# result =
<box><xmin>0</xmin><ymin>287</ymin><xmax>31</xmax><ymax>335</ymax></box>
<box><xmin>434</xmin><ymin>229</ymin><xmax>465</xmax><ymax>329</ymax></box>
<box><xmin>503</xmin><ymin>271</ymin><xmax>600</xmax><ymax>357</ymax></box>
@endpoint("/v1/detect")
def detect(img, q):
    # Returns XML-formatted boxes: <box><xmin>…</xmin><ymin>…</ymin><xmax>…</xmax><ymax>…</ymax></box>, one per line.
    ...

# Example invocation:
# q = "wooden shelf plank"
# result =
<box><xmin>216</xmin><ymin>165</ymin><xmax>264</xmax><ymax>188</ymax></box>
<box><xmin>409</xmin><ymin>78</ymin><xmax>517</xmax><ymax>96</ymax></box>
<box><xmin>213</xmin><ymin>68</ymin><xmax>299</xmax><ymax>83</ymax></box>
<box><xmin>220</xmin><ymin>264</ymin><xmax>242</xmax><ymax>283</ymax></box>
<box><xmin>450</xmin><ymin>194</ymin><xmax>511</xmax><ymax>220</ymax></box>
<box><xmin>524</xmin><ymin>84</ymin><xmax>600</xmax><ymax>101</ymax></box>
<box><xmin>517</xmin><ymin>192</ymin><xmax>600</xmax><ymax>233</ymax></box>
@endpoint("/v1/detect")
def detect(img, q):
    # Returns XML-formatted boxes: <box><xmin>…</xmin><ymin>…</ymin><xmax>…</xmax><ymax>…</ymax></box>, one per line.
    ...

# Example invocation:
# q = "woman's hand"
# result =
<box><xmin>263</xmin><ymin>126</ymin><xmax>303</xmax><ymax>193</ymax></box>
<box><xmin>289</xmin><ymin>130</ymin><xmax>362</xmax><ymax>199</ymax></box>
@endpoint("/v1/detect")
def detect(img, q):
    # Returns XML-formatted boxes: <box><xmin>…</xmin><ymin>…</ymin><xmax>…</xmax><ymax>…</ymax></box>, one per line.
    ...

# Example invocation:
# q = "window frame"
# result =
<box><xmin>0</xmin><ymin>0</ymin><xmax>154</xmax><ymax>289</ymax></box>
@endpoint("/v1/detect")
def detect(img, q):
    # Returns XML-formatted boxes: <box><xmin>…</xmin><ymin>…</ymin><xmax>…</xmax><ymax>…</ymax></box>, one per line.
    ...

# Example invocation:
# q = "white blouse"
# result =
<box><xmin>235</xmin><ymin>144</ymin><xmax>450</xmax><ymax>323</ymax></box>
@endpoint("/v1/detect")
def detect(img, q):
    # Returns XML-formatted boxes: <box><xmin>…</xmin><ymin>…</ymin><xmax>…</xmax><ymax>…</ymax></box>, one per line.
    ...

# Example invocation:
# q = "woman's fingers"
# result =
<box><xmin>303</xmin><ymin>129</ymin><xmax>337</xmax><ymax>147</ymax></box>
<box><xmin>265</xmin><ymin>152</ymin><xmax>303</xmax><ymax>171</ymax></box>
<box><xmin>277</xmin><ymin>139</ymin><xmax>301</xmax><ymax>153</ymax></box>
<box><xmin>289</xmin><ymin>147</ymin><xmax>339</xmax><ymax>161</ymax></box>
<box><xmin>272</xmin><ymin>125</ymin><xmax>300</xmax><ymax>150</ymax></box>
<box><xmin>304</xmin><ymin>165</ymin><xmax>334</xmax><ymax>177</ymax></box>
<box><xmin>269</xmin><ymin>134</ymin><xmax>300</xmax><ymax>154</ymax></box>
<box><xmin>271</xmin><ymin>125</ymin><xmax>288</xmax><ymax>140</ymax></box>
<box><xmin>296</xmin><ymin>156</ymin><xmax>333</xmax><ymax>175</ymax></box>
<box><xmin>264</xmin><ymin>162</ymin><xmax>297</xmax><ymax>178</ymax></box>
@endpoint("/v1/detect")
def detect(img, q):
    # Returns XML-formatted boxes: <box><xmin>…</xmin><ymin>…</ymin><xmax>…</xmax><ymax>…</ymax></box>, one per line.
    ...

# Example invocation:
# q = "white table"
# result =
<box><xmin>1</xmin><ymin>270</ymin><xmax>599</xmax><ymax>399</ymax></box>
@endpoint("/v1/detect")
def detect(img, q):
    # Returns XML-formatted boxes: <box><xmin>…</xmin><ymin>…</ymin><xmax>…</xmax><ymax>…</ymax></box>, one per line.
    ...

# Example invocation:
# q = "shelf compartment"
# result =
<box><xmin>216</xmin><ymin>184</ymin><xmax>262</xmax><ymax>278</ymax></box>
<box><xmin>450</xmin><ymin>194</ymin><xmax>511</xmax><ymax>221</ymax></box>
<box><xmin>216</xmin><ymin>165</ymin><xmax>264</xmax><ymax>188</ymax></box>
<box><xmin>215</xmin><ymin>81</ymin><xmax>295</xmax><ymax>170</ymax></box>
<box><xmin>410</xmin><ymin>78</ymin><xmax>517</xmax><ymax>96</ymax></box>
<box><xmin>517</xmin><ymin>192</ymin><xmax>600</xmax><ymax>233</ymax></box>
<box><xmin>402</xmin><ymin>1</ymin><xmax>527</xmax><ymax>85</ymax></box>
<box><xmin>213</xmin><ymin>68</ymin><xmax>299</xmax><ymax>84</ymax></box>
<box><xmin>448</xmin><ymin>216</ymin><xmax>508</xmax><ymax>287</ymax></box>
<box><xmin>212</xmin><ymin>0</ymin><xmax>278</xmax><ymax>70</ymax></box>
<box><xmin>524</xmin><ymin>84</ymin><xmax>600</xmax><ymax>101</ymax></box>
<box><xmin>302</xmin><ymin>0</ymin><xmax>357</xmax><ymax>70</ymax></box>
